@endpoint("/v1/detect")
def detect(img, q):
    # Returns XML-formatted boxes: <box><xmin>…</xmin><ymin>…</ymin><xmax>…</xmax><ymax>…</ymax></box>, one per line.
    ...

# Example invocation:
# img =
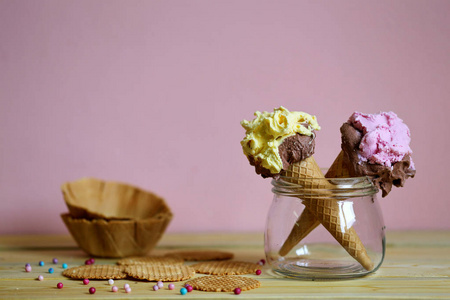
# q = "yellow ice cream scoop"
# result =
<box><xmin>240</xmin><ymin>106</ymin><xmax>320</xmax><ymax>174</ymax></box>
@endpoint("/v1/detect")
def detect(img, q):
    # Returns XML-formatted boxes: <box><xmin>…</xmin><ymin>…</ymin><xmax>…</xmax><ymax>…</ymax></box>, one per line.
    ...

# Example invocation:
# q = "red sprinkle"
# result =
<box><xmin>85</xmin><ymin>259</ymin><xmax>92</xmax><ymax>265</ymax></box>
<box><xmin>259</xmin><ymin>259</ymin><xmax>266</xmax><ymax>265</ymax></box>
<box><xmin>57</xmin><ymin>282</ymin><xmax>63</xmax><ymax>289</ymax></box>
<box><xmin>256</xmin><ymin>269</ymin><xmax>262</xmax><ymax>275</ymax></box>
<box><xmin>89</xmin><ymin>287</ymin><xmax>96</xmax><ymax>294</ymax></box>
<box><xmin>83</xmin><ymin>278</ymin><xmax>89</xmax><ymax>285</ymax></box>
<box><xmin>234</xmin><ymin>287</ymin><xmax>241</xmax><ymax>295</ymax></box>
<box><xmin>89</xmin><ymin>258</ymin><xmax>95</xmax><ymax>264</ymax></box>
<box><xmin>186</xmin><ymin>285</ymin><xmax>193</xmax><ymax>292</ymax></box>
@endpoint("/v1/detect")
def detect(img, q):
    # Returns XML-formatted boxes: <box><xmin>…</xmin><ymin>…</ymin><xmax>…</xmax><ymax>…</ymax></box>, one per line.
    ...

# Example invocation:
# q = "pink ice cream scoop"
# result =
<box><xmin>341</xmin><ymin>111</ymin><xmax>416</xmax><ymax>197</ymax></box>
<box><xmin>348</xmin><ymin>111</ymin><xmax>415</xmax><ymax>169</ymax></box>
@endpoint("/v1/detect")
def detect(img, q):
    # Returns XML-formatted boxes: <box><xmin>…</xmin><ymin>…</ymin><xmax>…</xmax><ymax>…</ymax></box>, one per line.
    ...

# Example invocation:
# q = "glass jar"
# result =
<box><xmin>265</xmin><ymin>175</ymin><xmax>385</xmax><ymax>279</ymax></box>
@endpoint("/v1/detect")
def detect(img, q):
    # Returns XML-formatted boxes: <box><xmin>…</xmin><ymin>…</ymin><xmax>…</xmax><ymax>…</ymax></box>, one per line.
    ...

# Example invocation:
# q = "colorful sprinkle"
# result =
<box><xmin>180</xmin><ymin>287</ymin><xmax>187</xmax><ymax>295</ymax></box>
<box><xmin>157</xmin><ymin>281</ymin><xmax>164</xmax><ymax>288</ymax></box>
<box><xmin>184</xmin><ymin>283</ymin><xmax>191</xmax><ymax>287</ymax></box>
<box><xmin>153</xmin><ymin>285</ymin><xmax>159</xmax><ymax>291</ymax></box>
<box><xmin>89</xmin><ymin>258</ymin><xmax>95</xmax><ymax>264</ymax></box>
<box><xmin>62</xmin><ymin>263</ymin><xmax>68</xmax><ymax>269</ymax></box>
<box><xmin>25</xmin><ymin>263</ymin><xmax>31</xmax><ymax>267</ymax></box>
<box><xmin>234</xmin><ymin>287</ymin><xmax>242</xmax><ymax>295</ymax></box>
<box><xmin>168</xmin><ymin>283</ymin><xmax>175</xmax><ymax>290</ymax></box>
<box><xmin>38</xmin><ymin>275</ymin><xmax>44</xmax><ymax>281</ymax></box>
<box><xmin>256</xmin><ymin>269</ymin><xmax>262</xmax><ymax>275</ymax></box>
<box><xmin>125</xmin><ymin>287</ymin><xmax>131</xmax><ymax>293</ymax></box>
<box><xmin>108</xmin><ymin>279</ymin><xmax>114</xmax><ymax>285</ymax></box>
<box><xmin>48</xmin><ymin>268</ymin><xmax>54</xmax><ymax>274</ymax></box>
<box><xmin>85</xmin><ymin>259</ymin><xmax>92</xmax><ymax>265</ymax></box>
<box><xmin>124</xmin><ymin>283</ymin><xmax>130</xmax><ymax>289</ymax></box>
<box><xmin>83</xmin><ymin>278</ymin><xmax>90</xmax><ymax>285</ymax></box>
<box><xmin>57</xmin><ymin>282</ymin><xmax>63</xmax><ymax>289</ymax></box>
<box><xmin>89</xmin><ymin>287</ymin><xmax>96</xmax><ymax>294</ymax></box>
<box><xmin>111</xmin><ymin>286</ymin><xmax>118</xmax><ymax>292</ymax></box>
<box><xmin>25</xmin><ymin>266</ymin><xmax>32</xmax><ymax>272</ymax></box>
<box><xmin>39</xmin><ymin>261</ymin><xmax>44</xmax><ymax>266</ymax></box>
<box><xmin>52</xmin><ymin>258</ymin><xmax>58</xmax><ymax>264</ymax></box>
<box><xmin>259</xmin><ymin>259</ymin><xmax>266</xmax><ymax>265</ymax></box>
<box><xmin>186</xmin><ymin>285</ymin><xmax>193</xmax><ymax>292</ymax></box>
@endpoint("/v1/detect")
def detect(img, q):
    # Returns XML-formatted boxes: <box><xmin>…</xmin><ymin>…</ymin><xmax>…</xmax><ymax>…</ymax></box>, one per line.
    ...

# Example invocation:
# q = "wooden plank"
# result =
<box><xmin>0</xmin><ymin>231</ymin><xmax>449</xmax><ymax>299</ymax></box>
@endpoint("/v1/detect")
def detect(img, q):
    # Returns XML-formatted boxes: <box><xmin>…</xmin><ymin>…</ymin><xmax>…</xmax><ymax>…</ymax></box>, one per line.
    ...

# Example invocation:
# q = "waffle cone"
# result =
<box><xmin>278</xmin><ymin>209</ymin><xmax>321</xmax><ymax>256</ymax></box>
<box><xmin>278</xmin><ymin>156</ymin><xmax>373</xmax><ymax>270</ymax></box>
<box><xmin>281</xmin><ymin>150</ymin><xmax>352</xmax><ymax>253</ymax></box>
<box><xmin>278</xmin><ymin>156</ymin><xmax>333</xmax><ymax>255</ymax></box>
<box><xmin>325</xmin><ymin>150</ymin><xmax>350</xmax><ymax>178</ymax></box>
<box><xmin>305</xmin><ymin>198</ymin><xmax>373</xmax><ymax>270</ymax></box>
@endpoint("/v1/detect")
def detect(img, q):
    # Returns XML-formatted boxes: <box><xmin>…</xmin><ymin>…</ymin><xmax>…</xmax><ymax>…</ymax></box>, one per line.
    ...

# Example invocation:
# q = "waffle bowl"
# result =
<box><xmin>61</xmin><ymin>212</ymin><xmax>172</xmax><ymax>257</ymax></box>
<box><xmin>61</xmin><ymin>177</ymin><xmax>173</xmax><ymax>257</ymax></box>
<box><xmin>61</xmin><ymin>177</ymin><xmax>170</xmax><ymax>220</ymax></box>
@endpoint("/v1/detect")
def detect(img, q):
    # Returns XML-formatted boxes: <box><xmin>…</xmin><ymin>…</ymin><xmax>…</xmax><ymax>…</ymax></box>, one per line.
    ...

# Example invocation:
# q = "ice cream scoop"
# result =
<box><xmin>340</xmin><ymin>111</ymin><xmax>416</xmax><ymax>197</ymax></box>
<box><xmin>240</xmin><ymin>106</ymin><xmax>320</xmax><ymax>177</ymax></box>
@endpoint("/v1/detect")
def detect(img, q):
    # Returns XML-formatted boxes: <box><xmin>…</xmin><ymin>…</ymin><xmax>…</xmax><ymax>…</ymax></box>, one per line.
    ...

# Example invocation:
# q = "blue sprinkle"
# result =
<box><xmin>62</xmin><ymin>263</ymin><xmax>68</xmax><ymax>269</ymax></box>
<box><xmin>48</xmin><ymin>268</ymin><xmax>54</xmax><ymax>274</ymax></box>
<box><xmin>180</xmin><ymin>287</ymin><xmax>187</xmax><ymax>295</ymax></box>
<box><xmin>39</xmin><ymin>261</ymin><xmax>44</xmax><ymax>266</ymax></box>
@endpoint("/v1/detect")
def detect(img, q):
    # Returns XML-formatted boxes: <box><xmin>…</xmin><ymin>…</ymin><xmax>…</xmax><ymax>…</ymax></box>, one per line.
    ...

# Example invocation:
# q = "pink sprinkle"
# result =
<box><xmin>38</xmin><ymin>275</ymin><xmax>44</xmax><ymax>281</ymax></box>
<box><xmin>57</xmin><ymin>282</ymin><xmax>63</xmax><ymax>289</ymax></box>
<box><xmin>124</xmin><ymin>283</ymin><xmax>130</xmax><ymax>289</ymax></box>
<box><xmin>25</xmin><ymin>266</ymin><xmax>32</xmax><ymax>272</ymax></box>
<box><xmin>157</xmin><ymin>281</ymin><xmax>164</xmax><ymax>288</ymax></box>
<box><xmin>125</xmin><ymin>287</ymin><xmax>131</xmax><ymax>293</ymax></box>
<box><xmin>85</xmin><ymin>259</ymin><xmax>92</xmax><ymax>265</ymax></box>
<box><xmin>89</xmin><ymin>258</ymin><xmax>95</xmax><ymax>264</ymax></box>
<box><xmin>186</xmin><ymin>285</ymin><xmax>193</xmax><ymax>292</ymax></box>
<box><xmin>83</xmin><ymin>278</ymin><xmax>89</xmax><ymax>285</ymax></box>
<box><xmin>256</xmin><ymin>269</ymin><xmax>262</xmax><ymax>275</ymax></box>
<box><xmin>168</xmin><ymin>283</ymin><xmax>175</xmax><ymax>290</ymax></box>
<box><xmin>153</xmin><ymin>285</ymin><xmax>159</xmax><ymax>291</ymax></box>
<box><xmin>111</xmin><ymin>286</ymin><xmax>118</xmax><ymax>292</ymax></box>
<box><xmin>234</xmin><ymin>287</ymin><xmax>241</xmax><ymax>295</ymax></box>
<box><xmin>89</xmin><ymin>287</ymin><xmax>96</xmax><ymax>294</ymax></box>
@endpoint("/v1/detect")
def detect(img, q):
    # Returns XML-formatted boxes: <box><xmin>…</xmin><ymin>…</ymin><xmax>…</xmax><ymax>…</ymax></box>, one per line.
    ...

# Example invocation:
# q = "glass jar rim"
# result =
<box><xmin>271</xmin><ymin>175</ymin><xmax>378</xmax><ymax>198</ymax></box>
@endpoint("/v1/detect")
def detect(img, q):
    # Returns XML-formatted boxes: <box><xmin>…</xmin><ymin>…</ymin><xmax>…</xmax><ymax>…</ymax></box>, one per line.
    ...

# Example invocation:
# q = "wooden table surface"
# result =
<box><xmin>0</xmin><ymin>231</ymin><xmax>449</xmax><ymax>299</ymax></box>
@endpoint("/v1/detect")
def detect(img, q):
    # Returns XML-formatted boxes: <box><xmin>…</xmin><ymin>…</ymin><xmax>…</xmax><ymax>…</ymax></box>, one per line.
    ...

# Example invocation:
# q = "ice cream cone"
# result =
<box><xmin>278</xmin><ymin>209</ymin><xmax>321</xmax><ymax>256</ymax></box>
<box><xmin>278</xmin><ymin>156</ymin><xmax>334</xmax><ymax>256</ymax></box>
<box><xmin>325</xmin><ymin>150</ymin><xmax>350</xmax><ymax>178</ymax></box>
<box><xmin>279</xmin><ymin>150</ymin><xmax>352</xmax><ymax>256</ymax></box>
<box><xmin>278</xmin><ymin>156</ymin><xmax>374</xmax><ymax>271</ymax></box>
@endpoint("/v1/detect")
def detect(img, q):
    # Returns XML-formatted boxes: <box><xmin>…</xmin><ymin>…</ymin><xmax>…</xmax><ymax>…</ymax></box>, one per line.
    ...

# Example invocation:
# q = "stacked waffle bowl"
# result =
<box><xmin>61</xmin><ymin>178</ymin><xmax>172</xmax><ymax>258</ymax></box>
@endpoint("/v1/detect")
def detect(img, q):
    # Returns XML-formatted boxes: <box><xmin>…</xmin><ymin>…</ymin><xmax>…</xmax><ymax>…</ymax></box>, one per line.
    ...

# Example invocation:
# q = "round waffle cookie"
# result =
<box><xmin>62</xmin><ymin>265</ymin><xmax>127</xmax><ymax>280</ymax></box>
<box><xmin>116</xmin><ymin>256</ymin><xmax>184</xmax><ymax>266</ymax></box>
<box><xmin>165</xmin><ymin>250</ymin><xmax>234</xmax><ymax>261</ymax></box>
<box><xmin>191</xmin><ymin>261</ymin><xmax>259</xmax><ymax>275</ymax></box>
<box><xmin>186</xmin><ymin>275</ymin><xmax>260</xmax><ymax>292</ymax></box>
<box><xmin>125</xmin><ymin>264</ymin><xmax>195</xmax><ymax>282</ymax></box>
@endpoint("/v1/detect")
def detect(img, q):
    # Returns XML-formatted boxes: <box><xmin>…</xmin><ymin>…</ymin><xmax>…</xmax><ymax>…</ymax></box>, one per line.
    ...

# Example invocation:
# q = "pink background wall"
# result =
<box><xmin>1</xmin><ymin>0</ymin><xmax>449</xmax><ymax>234</ymax></box>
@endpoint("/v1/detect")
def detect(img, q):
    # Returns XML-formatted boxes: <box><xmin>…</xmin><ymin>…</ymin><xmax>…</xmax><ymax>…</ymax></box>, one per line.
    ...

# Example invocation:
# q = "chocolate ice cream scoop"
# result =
<box><xmin>248</xmin><ymin>133</ymin><xmax>316</xmax><ymax>178</ymax></box>
<box><xmin>340</xmin><ymin>113</ymin><xmax>416</xmax><ymax>197</ymax></box>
